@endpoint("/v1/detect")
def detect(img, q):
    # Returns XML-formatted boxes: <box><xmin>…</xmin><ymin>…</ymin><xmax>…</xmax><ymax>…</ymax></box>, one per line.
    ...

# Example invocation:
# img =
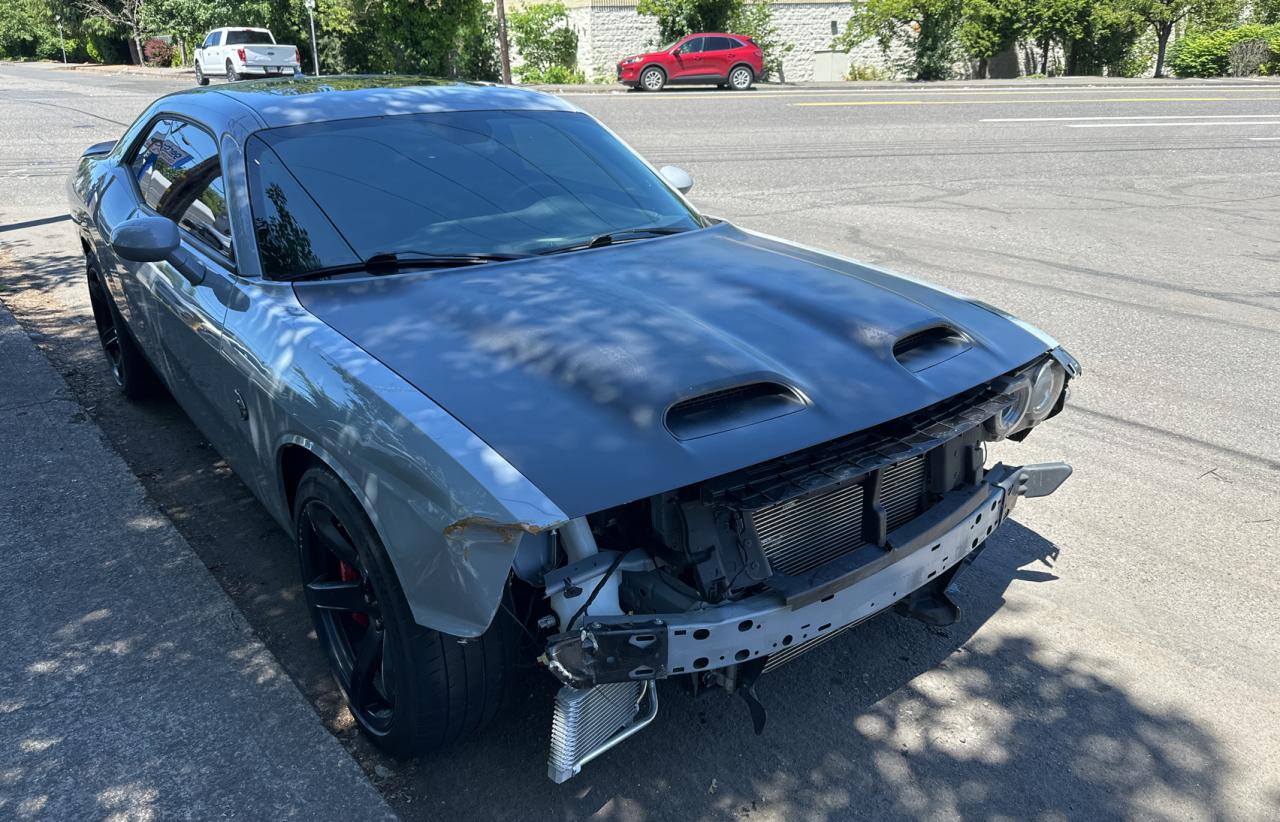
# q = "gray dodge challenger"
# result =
<box><xmin>67</xmin><ymin>77</ymin><xmax>1078</xmax><ymax>782</ymax></box>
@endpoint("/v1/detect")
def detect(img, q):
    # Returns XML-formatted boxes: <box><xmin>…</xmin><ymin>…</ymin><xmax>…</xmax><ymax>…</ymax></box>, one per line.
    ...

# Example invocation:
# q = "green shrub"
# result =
<box><xmin>518</xmin><ymin>64</ymin><xmax>586</xmax><ymax>84</ymax></box>
<box><xmin>1169</xmin><ymin>24</ymin><xmax>1280</xmax><ymax>77</ymax></box>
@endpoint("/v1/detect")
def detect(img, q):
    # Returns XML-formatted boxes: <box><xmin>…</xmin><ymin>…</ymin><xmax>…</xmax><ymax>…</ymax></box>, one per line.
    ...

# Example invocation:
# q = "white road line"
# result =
<box><xmin>1249</xmin><ymin>137</ymin><xmax>1280</xmax><ymax>140</ymax></box>
<box><xmin>1064</xmin><ymin>121</ymin><xmax>1280</xmax><ymax>128</ymax></box>
<box><xmin>983</xmin><ymin>114</ymin><xmax>1280</xmax><ymax>122</ymax></box>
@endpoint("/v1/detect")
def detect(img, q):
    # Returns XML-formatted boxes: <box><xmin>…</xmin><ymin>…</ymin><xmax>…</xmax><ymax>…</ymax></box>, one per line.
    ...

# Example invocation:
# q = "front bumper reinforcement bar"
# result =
<box><xmin>544</xmin><ymin>461</ymin><xmax>1070</xmax><ymax>687</ymax></box>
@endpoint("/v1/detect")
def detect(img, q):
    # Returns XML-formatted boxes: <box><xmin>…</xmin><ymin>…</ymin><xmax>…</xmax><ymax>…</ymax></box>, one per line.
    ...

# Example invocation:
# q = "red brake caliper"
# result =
<box><xmin>338</xmin><ymin>561</ymin><xmax>369</xmax><ymax>627</ymax></box>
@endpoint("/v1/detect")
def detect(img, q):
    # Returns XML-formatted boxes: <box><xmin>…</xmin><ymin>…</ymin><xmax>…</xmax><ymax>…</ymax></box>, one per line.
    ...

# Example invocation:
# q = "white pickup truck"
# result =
<box><xmin>193</xmin><ymin>27</ymin><xmax>302</xmax><ymax>85</ymax></box>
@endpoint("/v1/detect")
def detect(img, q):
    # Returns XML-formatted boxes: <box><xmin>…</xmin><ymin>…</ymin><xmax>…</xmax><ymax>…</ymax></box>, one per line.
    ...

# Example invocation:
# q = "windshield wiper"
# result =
<box><xmin>537</xmin><ymin>225</ymin><xmax>693</xmax><ymax>256</ymax></box>
<box><xmin>286</xmin><ymin>251</ymin><xmax>530</xmax><ymax>282</ymax></box>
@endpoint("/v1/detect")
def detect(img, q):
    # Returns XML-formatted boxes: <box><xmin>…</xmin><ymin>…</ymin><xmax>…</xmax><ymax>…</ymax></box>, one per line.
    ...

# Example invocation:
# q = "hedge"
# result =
<box><xmin>1169</xmin><ymin>24</ymin><xmax>1280</xmax><ymax>77</ymax></box>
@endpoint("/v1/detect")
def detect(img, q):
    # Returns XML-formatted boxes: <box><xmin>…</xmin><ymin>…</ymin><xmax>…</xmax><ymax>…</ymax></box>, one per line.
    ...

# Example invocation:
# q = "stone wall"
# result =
<box><xmin>526</xmin><ymin>0</ymin><xmax>902</xmax><ymax>82</ymax></box>
<box><xmin>770</xmin><ymin>2</ymin><xmax>853</xmax><ymax>81</ymax></box>
<box><xmin>565</xmin><ymin>2</ymin><xmax>661</xmax><ymax>81</ymax></box>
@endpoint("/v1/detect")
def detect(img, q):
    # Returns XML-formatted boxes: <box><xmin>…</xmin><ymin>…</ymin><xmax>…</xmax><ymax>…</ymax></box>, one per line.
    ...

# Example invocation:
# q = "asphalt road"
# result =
<box><xmin>2</xmin><ymin>62</ymin><xmax>1278</xmax><ymax>820</ymax></box>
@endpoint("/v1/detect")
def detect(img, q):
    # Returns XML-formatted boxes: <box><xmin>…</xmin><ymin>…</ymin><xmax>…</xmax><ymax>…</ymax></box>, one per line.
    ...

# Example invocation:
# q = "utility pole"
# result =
<box><xmin>304</xmin><ymin>0</ymin><xmax>320</xmax><ymax>76</ymax></box>
<box><xmin>495</xmin><ymin>0</ymin><xmax>511</xmax><ymax>84</ymax></box>
<box><xmin>55</xmin><ymin>15</ymin><xmax>67</xmax><ymax>63</ymax></box>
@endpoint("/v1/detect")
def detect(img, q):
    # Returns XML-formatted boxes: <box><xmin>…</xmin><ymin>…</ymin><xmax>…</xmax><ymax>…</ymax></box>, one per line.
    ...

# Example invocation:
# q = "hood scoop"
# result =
<box><xmin>893</xmin><ymin>325</ymin><xmax>972</xmax><ymax>373</ymax></box>
<box><xmin>666</xmin><ymin>381</ymin><xmax>806</xmax><ymax>441</ymax></box>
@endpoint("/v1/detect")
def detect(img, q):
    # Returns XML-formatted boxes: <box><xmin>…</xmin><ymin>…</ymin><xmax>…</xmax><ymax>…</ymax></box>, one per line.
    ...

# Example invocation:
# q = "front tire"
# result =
<box><xmin>639</xmin><ymin>65</ymin><xmax>666</xmax><ymax>92</ymax></box>
<box><xmin>728</xmin><ymin>65</ymin><xmax>754</xmax><ymax>90</ymax></box>
<box><xmin>225</xmin><ymin>61</ymin><xmax>239</xmax><ymax>83</ymax></box>
<box><xmin>86</xmin><ymin>268</ymin><xmax>157</xmax><ymax>400</ymax></box>
<box><xmin>195</xmin><ymin>63</ymin><xmax>208</xmax><ymax>86</ymax></box>
<box><xmin>294</xmin><ymin>466</ymin><xmax>517</xmax><ymax>757</ymax></box>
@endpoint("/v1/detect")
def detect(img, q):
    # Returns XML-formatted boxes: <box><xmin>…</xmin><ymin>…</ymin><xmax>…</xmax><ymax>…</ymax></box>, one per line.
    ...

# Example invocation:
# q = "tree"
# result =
<box><xmin>1123</xmin><ymin>0</ymin><xmax>1238</xmax><ymax>75</ymax></box>
<box><xmin>959</xmin><ymin>0</ymin><xmax>1023</xmax><ymax>76</ymax></box>
<box><xmin>1019</xmin><ymin>0</ymin><xmax>1092</xmax><ymax>74</ymax></box>
<box><xmin>727</xmin><ymin>1</ymin><xmax>793</xmax><ymax>80</ymax></box>
<box><xmin>508</xmin><ymin>1</ymin><xmax>579</xmax><ymax>82</ymax></box>
<box><xmin>636</xmin><ymin>0</ymin><xmax>741</xmax><ymax>45</ymax></box>
<box><xmin>838</xmin><ymin>0</ymin><xmax>965</xmax><ymax>80</ymax></box>
<box><xmin>1255</xmin><ymin>0</ymin><xmax>1280</xmax><ymax>23</ymax></box>
<box><xmin>0</xmin><ymin>0</ymin><xmax>57</xmax><ymax>60</ymax></box>
<box><xmin>141</xmin><ymin>0</ymin><xmax>237</xmax><ymax>63</ymax></box>
<box><xmin>72</xmin><ymin>0</ymin><xmax>145</xmax><ymax>63</ymax></box>
<box><xmin>1063</xmin><ymin>0</ymin><xmax>1144</xmax><ymax>75</ymax></box>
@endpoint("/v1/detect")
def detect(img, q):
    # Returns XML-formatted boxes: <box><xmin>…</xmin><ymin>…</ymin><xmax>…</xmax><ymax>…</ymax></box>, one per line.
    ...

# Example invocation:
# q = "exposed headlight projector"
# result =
<box><xmin>985</xmin><ymin>356</ymin><xmax>1067</xmax><ymax>440</ymax></box>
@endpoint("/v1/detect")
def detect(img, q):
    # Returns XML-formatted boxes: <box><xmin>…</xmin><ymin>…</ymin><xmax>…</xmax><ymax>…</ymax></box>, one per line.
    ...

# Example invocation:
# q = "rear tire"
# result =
<box><xmin>639</xmin><ymin>66</ymin><xmax>666</xmax><ymax>92</ymax></box>
<box><xmin>86</xmin><ymin>268</ymin><xmax>157</xmax><ymax>400</ymax></box>
<box><xmin>195</xmin><ymin>63</ymin><xmax>208</xmax><ymax>86</ymax></box>
<box><xmin>225</xmin><ymin>61</ymin><xmax>239</xmax><ymax>83</ymax></box>
<box><xmin>728</xmin><ymin>65</ymin><xmax>754</xmax><ymax>90</ymax></box>
<box><xmin>294</xmin><ymin>466</ymin><xmax>518</xmax><ymax>757</ymax></box>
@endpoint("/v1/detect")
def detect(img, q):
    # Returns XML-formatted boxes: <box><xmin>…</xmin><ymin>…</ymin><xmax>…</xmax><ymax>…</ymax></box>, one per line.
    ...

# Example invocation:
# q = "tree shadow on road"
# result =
<box><xmin>399</xmin><ymin>519</ymin><xmax>1236</xmax><ymax>821</ymax></box>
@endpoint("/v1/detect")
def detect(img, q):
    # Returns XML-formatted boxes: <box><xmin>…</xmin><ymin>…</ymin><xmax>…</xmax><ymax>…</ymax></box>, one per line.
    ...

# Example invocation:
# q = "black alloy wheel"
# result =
<box><xmin>87</xmin><ymin>272</ymin><xmax>125</xmax><ymax>388</ymax></box>
<box><xmin>86</xmin><ymin>268</ymin><xmax>156</xmax><ymax>399</ymax></box>
<box><xmin>299</xmin><ymin>496</ymin><xmax>395</xmax><ymax>737</ymax></box>
<box><xmin>294</xmin><ymin>465</ymin><xmax>520</xmax><ymax>756</ymax></box>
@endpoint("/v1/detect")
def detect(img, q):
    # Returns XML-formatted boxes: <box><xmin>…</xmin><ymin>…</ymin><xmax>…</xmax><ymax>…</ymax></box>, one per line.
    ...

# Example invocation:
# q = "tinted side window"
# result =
<box><xmin>680</xmin><ymin>37</ymin><xmax>704</xmax><ymax>54</ymax></box>
<box><xmin>130</xmin><ymin>119</ymin><xmax>173</xmax><ymax>211</ymax></box>
<box><xmin>705</xmin><ymin>37</ymin><xmax>732</xmax><ymax>51</ymax></box>
<box><xmin>211</xmin><ymin>32</ymin><xmax>221</xmax><ymax>46</ymax></box>
<box><xmin>130</xmin><ymin>118</ymin><xmax>234</xmax><ymax>261</ymax></box>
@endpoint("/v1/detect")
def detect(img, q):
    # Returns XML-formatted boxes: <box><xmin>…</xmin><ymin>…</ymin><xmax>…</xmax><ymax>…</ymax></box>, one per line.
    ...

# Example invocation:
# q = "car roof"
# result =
<box><xmin>165</xmin><ymin>76</ymin><xmax>580</xmax><ymax>129</ymax></box>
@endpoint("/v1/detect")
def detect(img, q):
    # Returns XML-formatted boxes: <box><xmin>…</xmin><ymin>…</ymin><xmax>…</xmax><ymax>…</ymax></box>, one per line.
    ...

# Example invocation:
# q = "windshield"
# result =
<box><xmin>225</xmin><ymin>30</ymin><xmax>272</xmax><ymax>45</ymax></box>
<box><xmin>245</xmin><ymin>110</ymin><xmax>703</xmax><ymax>280</ymax></box>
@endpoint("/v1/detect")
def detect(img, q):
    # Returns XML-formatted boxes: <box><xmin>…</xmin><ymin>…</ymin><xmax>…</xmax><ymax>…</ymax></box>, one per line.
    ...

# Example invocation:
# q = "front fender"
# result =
<box><xmin>223</xmin><ymin>278</ymin><xmax>568</xmax><ymax>637</ymax></box>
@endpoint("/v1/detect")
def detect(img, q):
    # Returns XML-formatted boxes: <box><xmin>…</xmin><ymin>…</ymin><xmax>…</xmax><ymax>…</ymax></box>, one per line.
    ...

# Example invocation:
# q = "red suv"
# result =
<box><xmin>617</xmin><ymin>33</ymin><xmax>763</xmax><ymax>92</ymax></box>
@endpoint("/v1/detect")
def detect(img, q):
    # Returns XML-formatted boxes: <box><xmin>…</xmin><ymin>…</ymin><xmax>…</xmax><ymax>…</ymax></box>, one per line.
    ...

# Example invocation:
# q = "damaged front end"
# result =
<box><xmin>529</xmin><ymin>351</ymin><xmax>1077</xmax><ymax>783</ymax></box>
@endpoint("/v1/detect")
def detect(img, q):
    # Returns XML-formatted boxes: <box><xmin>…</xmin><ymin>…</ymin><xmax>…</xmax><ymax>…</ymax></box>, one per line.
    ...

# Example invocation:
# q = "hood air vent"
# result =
<box><xmin>666</xmin><ymin>382</ymin><xmax>806</xmax><ymax>441</ymax></box>
<box><xmin>893</xmin><ymin>325</ymin><xmax>972</xmax><ymax>373</ymax></box>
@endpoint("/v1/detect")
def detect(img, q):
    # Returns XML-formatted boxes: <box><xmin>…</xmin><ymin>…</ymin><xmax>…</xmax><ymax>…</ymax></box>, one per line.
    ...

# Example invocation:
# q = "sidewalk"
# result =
<box><xmin>0</xmin><ymin>303</ymin><xmax>394</xmax><ymax>819</ymax></box>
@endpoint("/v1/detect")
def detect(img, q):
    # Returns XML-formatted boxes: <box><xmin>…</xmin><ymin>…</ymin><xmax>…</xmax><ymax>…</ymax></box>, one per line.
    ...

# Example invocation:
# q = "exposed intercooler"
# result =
<box><xmin>547</xmin><ymin>681</ymin><xmax>658</xmax><ymax>783</ymax></box>
<box><xmin>747</xmin><ymin>453</ymin><xmax>928</xmax><ymax>578</ymax></box>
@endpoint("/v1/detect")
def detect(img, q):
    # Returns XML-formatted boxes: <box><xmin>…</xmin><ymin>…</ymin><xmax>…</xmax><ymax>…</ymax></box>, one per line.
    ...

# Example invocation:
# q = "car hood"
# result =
<box><xmin>295</xmin><ymin>223</ymin><xmax>1050</xmax><ymax>516</ymax></box>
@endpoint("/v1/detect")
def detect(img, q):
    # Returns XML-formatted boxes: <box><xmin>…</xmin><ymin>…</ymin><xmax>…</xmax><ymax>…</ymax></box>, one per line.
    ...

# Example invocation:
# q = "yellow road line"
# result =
<box><xmin>794</xmin><ymin>96</ymin><xmax>1280</xmax><ymax>107</ymax></box>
